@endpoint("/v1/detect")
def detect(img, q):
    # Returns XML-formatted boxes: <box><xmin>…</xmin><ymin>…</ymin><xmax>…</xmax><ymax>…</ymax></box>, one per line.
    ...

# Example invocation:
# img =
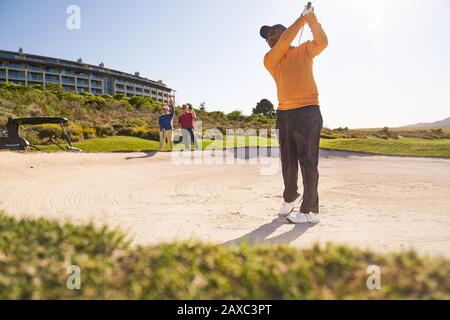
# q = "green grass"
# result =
<box><xmin>0</xmin><ymin>212</ymin><xmax>449</xmax><ymax>300</ymax></box>
<box><xmin>37</xmin><ymin>136</ymin><xmax>160</xmax><ymax>152</ymax></box>
<box><xmin>35</xmin><ymin>135</ymin><xmax>450</xmax><ymax>158</ymax></box>
<box><xmin>36</xmin><ymin>135</ymin><xmax>279</xmax><ymax>153</ymax></box>
<box><xmin>320</xmin><ymin>137</ymin><xmax>450</xmax><ymax>158</ymax></box>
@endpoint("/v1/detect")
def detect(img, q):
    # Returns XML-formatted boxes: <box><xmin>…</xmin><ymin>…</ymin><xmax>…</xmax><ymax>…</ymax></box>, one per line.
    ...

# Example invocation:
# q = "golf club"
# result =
<box><xmin>298</xmin><ymin>2</ymin><xmax>312</xmax><ymax>46</ymax></box>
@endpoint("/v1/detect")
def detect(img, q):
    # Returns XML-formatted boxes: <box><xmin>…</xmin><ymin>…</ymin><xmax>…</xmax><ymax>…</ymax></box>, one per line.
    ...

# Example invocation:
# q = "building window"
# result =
<box><xmin>46</xmin><ymin>75</ymin><xmax>60</xmax><ymax>83</ymax></box>
<box><xmin>8</xmin><ymin>63</ymin><xmax>24</xmax><ymax>69</ymax></box>
<box><xmin>8</xmin><ymin>71</ymin><xmax>26</xmax><ymax>79</ymax></box>
<box><xmin>63</xmin><ymin>86</ymin><xmax>75</xmax><ymax>92</ymax></box>
<box><xmin>62</xmin><ymin>70</ymin><xmax>76</xmax><ymax>76</ymax></box>
<box><xmin>27</xmin><ymin>65</ymin><xmax>43</xmax><ymax>71</ymax></box>
<box><xmin>45</xmin><ymin>67</ymin><xmax>59</xmax><ymax>73</ymax></box>
<box><xmin>77</xmin><ymin>79</ymin><xmax>89</xmax><ymax>86</ymax></box>
<box><xmin>28</xmin><ymin>74</ymin><xmax>43</xmax><ymax>81</ymax></box>
<box><xmin>62</xmin><ymin>77</ymin><xmax>75</xmax><ymax>84</ymax></box>
<box><xmin>91</xmin><ymin>80</ymin><xmax>102</xmax><ymax>88</ymax></box>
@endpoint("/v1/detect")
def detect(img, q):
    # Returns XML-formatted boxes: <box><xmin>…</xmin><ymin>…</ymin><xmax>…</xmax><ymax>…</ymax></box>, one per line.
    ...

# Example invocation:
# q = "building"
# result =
<box><xmin>0</xmin><ymin>49</ymin><xmax>174</xmax><ymax>104</ymax></box>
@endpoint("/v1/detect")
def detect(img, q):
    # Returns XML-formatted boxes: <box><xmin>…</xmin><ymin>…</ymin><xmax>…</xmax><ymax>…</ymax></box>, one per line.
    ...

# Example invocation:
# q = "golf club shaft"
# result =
<box><xmin>298</xmin><ymin>2</ymin><xmax>312</xmax><ymax>46</ymax></box>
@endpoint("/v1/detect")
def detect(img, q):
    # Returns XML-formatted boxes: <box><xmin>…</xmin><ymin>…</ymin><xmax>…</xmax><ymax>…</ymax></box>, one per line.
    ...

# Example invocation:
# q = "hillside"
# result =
<box><xmin>401</xmin><ymin>117</ymin><xmax>450</xmax><ymax>129</ymax></box>
<box><xmin>0</xmin><ymin>82</ymin><xmax>275</xmax><ymax>145</ymax></box>
<box><xmin>1</xmin><ymin>82</ymin><xmax>449</xmax><ymax>148</ymax></box>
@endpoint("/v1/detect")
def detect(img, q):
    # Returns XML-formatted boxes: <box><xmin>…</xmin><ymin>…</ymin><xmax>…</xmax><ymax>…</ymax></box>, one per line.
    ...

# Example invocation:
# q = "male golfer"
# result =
<box><xmin>261</xmin><ymin>4</ymin><xmax>328</xmax><ymax>224</ymax></box>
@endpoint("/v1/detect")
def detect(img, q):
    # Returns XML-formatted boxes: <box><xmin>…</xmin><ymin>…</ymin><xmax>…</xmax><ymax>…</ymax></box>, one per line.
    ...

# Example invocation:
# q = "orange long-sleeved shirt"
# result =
<box><xmin>264</xmin><ymin>13</ymin><xmax>328</xmax><ymax>111</ymax></box>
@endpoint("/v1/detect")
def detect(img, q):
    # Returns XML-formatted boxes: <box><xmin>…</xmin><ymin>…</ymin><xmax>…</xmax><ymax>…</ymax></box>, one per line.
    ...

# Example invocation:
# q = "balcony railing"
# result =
<box><xmin>62</xmin><ymin>79</ymin><xmax>75</xmax><ymax>85</ymax></box>
<box><xmin>63</xmin><ymin>86</ymin><xmax>76</xmax><ymax>92</ymax></box>
<box><xmin>61</xmin><ymin>70</ymin><xmax>76</xmax><ymax>76</ymax></box>
<box><xmin>27</xmin><ymin>65</ymin><xmax>43</xmax><ymax>71</ymax></box>
<box><xmin>0</xmin><ymin>52</ymin><xmax>18</xmax><ymax>59</ymax></box>
<box><xmin>45</xmin><ymin>68</ymin><xmax>60</xmax><ymax>74</ymax></box>
<box><xmin>8</xmin><ymin>63</ymin><xmax>25</xmax><ymax>70</ymax></box>
<box><xmin>46</xmin><ymin>77</ymin><xmax>61</xmax><ymax>83</ymax></box>
<box><xmin>28</xmin><ymin>74</ymin><xmax>43</xmax><ymax>81</ymax></box>
<box><xmin>8</xmin><ymin>72</ymin><xmax>26</xmax><ymax>80</ymax></box>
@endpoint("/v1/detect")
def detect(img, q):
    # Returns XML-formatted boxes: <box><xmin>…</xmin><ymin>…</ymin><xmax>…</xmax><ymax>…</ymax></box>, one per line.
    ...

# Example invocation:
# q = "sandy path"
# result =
<box><xmin>0</xmin><ymin>149</ymin><xmax>449</xmax><ymax>258</ymax></box>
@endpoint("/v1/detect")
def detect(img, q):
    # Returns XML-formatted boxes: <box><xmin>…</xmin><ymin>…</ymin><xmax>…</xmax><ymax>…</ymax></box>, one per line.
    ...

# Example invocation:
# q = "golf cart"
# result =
<box><xmin>0</xmin><ymin>117</ymin><xmax>81</xmax><ymax>152</ymax></box>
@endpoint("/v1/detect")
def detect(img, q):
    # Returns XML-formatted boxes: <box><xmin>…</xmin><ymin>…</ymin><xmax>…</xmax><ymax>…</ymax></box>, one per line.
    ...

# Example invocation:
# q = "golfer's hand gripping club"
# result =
<box><xmin>302</xmin><ymin>2</ymin><xmax>314</xmax><ymax>17</ymax></box>
<box><xmin>298</xmin><ymin>2</ymin><xmax>313</xmax><ymax>45</ymax></box>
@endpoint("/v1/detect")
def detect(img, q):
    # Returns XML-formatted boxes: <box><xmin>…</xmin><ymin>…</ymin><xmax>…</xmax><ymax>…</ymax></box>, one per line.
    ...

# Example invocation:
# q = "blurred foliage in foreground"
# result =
<box><xmin>0</xmin><ymin>212</ymin><xmax>448</xmax><ymax>300</ymax></box>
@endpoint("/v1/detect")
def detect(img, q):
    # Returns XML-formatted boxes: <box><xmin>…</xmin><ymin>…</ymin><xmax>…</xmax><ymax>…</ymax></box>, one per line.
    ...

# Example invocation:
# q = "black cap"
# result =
<box><xmin>260</xmin><ymin>24</ymin><xmax>287</xmax><ymax>40</ymax></box>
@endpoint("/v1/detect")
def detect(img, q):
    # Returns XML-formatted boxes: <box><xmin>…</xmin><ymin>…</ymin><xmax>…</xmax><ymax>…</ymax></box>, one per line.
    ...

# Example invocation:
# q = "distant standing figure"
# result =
<box><xmin>179</xmin><ymin>104</ymin><xmax>199</xmax><ymax>150</ymax></box>
<box><xmin>158</xmin><ymin>98</ymin><xmax>175</xmax><ymax>151</ymax></box>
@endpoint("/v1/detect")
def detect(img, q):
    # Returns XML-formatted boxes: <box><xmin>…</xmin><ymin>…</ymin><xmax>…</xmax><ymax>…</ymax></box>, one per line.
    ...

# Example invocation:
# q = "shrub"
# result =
<box><xmin>147</xmin><ymin>129</ymin><xmax>160</xmax><ymax>141</ymax></box>
<box><xmin>227</xmin><ymin>110</ymin><xmax>245</xmax><ymax>122</ymax></box>
<box><xmin>82</xmin><ymin>127</ymin><xmax>96</xmax><ymax>139</ymax></box>
<box><xmin>94</xmin><ymin>124</ymin><xmax>115</xmax><ymax>137</ymax></box>
<box><xmin>37</xmin><ymin>124</ymin><xmax>61</xmax><ymax>140</ymax></box>
<box><xmin>117</xmin><ymin>127</ymin><xmax>135</xmax><ymax>136</ymax></box>
<box><xmin>0</xmin><ymin>212</ymin><xmax>448</xmax><ymax>300</ymax></box>
<box><xmin>114</xmin><ymin>93</ymin><xmax>125</xmax><ymax>100</ymax></box>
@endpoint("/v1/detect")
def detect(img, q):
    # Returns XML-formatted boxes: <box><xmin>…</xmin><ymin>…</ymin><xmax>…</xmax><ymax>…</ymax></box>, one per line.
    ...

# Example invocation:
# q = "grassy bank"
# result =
<box><xmin>0</xmin><ymin>212</ymin><xmax>448</xmax><ymax>299</ymax></box>
<box><xmin>36</xmin><ymin>135</ymin><xmax>279</xmax><ymax>152</ymax></box>
<box><xmin>320</xmin><ymin>137</ymin><xmax>450</xmax><ymax>158</ymax></box>
<box><xmin>35</xmin><ymin>135</ymin><xmax>450</xmax><ymax>158</ymax></box>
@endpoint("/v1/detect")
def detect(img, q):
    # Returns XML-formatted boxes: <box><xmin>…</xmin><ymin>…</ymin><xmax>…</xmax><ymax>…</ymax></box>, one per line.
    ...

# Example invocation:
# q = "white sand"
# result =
<box><xmin>0</xmin><ymin>149</ymin><xmax>449</xmax><ymax>258</ymax></box>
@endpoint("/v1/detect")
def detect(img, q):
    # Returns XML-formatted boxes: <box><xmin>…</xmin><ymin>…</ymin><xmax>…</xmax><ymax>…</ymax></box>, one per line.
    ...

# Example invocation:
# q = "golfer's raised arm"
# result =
<box><xmin>305</xmin><ymin>13</ymin><xmax>328</xmax><ymax>57</ymax></box>
<box><xmin>264</xmin><ymin>16</ymin><xmax>307</xmax><ymax>69</ymax></box>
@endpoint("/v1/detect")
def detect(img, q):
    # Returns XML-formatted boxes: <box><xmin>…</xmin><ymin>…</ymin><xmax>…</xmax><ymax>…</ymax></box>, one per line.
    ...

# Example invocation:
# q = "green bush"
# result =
<box><xmin>37</xmin><ymin>124</ymin><xmax>61</xmax><ymax>140</ymax></box>
<box><xmin>81</xmin><ymin>127</ymin><xmax>96</xmax><ymax>140</ymax></box>
<box><xmin>147</xmin><ymin>129</ymin><xmax>161</xmax><ymax>141</ymax></box>
<box><xmin>94</xmin><ymin>124</ymin><xmax>115</xmax><ymax>137</ymax></box>
<box><xmin>0</xmin><ymin>212</ymin><xmax>448</xmax><ymax>300</ymax></box>
<box><xmin>227</xmin><ymin>110</ymin><xmax>245</xmax><ymax>122</ymax></box>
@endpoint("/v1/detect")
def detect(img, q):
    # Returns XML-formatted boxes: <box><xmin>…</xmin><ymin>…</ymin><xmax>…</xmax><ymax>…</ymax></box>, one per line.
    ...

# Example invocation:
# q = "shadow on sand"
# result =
<box><xmin>223</xmin><ymin>217</ymin><xmax>314</xmax><ymax>246</ymax></box>
<box><xmin>125</xmin><ymin>151</ymin><xmax>158</xmax><ymax>160</ymax></box>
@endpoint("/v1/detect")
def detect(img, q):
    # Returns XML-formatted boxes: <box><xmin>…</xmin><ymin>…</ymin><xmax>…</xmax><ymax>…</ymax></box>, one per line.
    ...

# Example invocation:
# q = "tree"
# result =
<box><xmin>253</xmin><ymin>99</ymin><xmax>275</xmax><ymax>118</ymax></box>
<box><xmin>45</xmin><ymin>83</ymin><xmax>64</xmax><ymax>93</ymax></box>
<box><xmin>227</xmin><ymin>110</ymin><xmax>245</xmax><ymax>122</ymax></box>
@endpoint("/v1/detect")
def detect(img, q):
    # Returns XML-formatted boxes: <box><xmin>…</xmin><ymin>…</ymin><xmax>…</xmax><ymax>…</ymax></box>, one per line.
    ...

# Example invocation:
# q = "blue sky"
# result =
<box><xmin>0</xmin><ymin>0</ymin><xmax>449</xmax><ymax>128</ymax></box>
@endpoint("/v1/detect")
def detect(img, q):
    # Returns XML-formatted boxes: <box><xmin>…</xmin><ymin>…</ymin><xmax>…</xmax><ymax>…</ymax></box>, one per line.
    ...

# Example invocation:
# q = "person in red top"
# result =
<box><xmin>178</xmin><ymin>104</ymin><xmax>199</xmax><ymax>150</ymax></box>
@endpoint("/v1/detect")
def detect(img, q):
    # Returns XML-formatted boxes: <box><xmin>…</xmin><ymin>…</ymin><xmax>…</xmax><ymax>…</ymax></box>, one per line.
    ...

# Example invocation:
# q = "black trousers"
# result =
<box><xmin>276</xmin><ymin>106</ymin><xmax>323</xmax><ymax>214</ymax></box>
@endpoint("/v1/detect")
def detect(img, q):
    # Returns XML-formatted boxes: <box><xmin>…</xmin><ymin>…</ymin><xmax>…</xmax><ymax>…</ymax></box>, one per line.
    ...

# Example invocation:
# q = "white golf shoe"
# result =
<box><xmin>279</xmin><ymin>196</ymin><xmax>302</xmax><ymax>217</ymax></box>
<box><xmin>287</xmin><ymin>212</ymin><xmax>320</xmax><ymax>224</ymax></box>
